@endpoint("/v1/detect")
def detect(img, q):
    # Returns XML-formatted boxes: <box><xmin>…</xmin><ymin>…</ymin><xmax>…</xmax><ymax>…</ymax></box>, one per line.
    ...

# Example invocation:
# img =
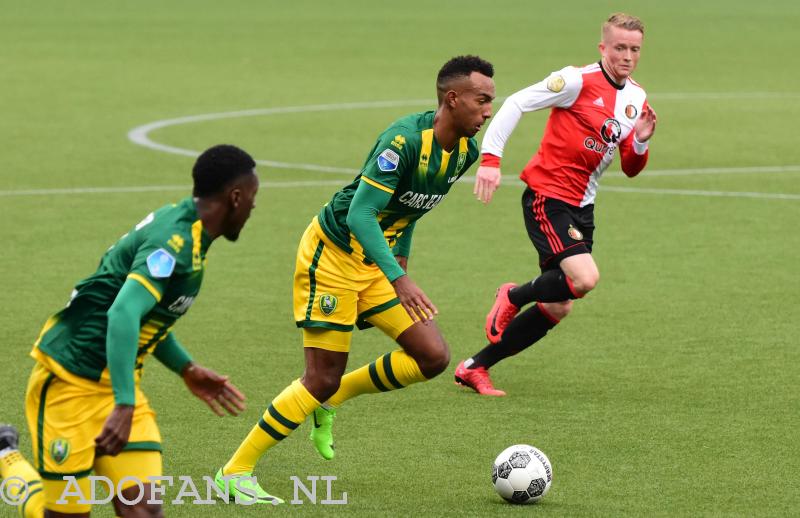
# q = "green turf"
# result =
<box><xmin>1</xmin><ymin>1</ymin><xmax>799</xmax><ymax>516</ymax></box>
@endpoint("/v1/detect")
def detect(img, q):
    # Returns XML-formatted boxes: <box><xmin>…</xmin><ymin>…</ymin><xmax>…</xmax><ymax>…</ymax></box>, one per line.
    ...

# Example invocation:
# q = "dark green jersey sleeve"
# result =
<box><xmin>359</xmin><ymin>126</ymin><xmax>417</xmax><ymax>194</ymax></box>
<box><xmin>346</xmin><ymin>180</ymin><xmax>406</xmax><ymax>282</ymax></box>
<box><xmin>127</xmin><ymin>225</ymin><xmax>190</xmax><ymax>302</ymax></box>
<box><xmin>392</xmin><ymin>220</ymin><xmax>416</xmax><ymax>258</ymax></box>
<box><xmin>154</xmin><ymin>332</ymin><xmax>193</xmax><ymax>375</ymax></box>
<box><xmin>106</xmin><ymin>278</ymin><xmax>158</xmax><ymax>405</ymax></box>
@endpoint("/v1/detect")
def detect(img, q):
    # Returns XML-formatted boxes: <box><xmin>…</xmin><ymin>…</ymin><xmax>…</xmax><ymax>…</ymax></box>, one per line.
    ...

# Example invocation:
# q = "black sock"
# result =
<box><xmin>508</xmin><ymin>269</ymin><xmax>578</xmax><ymax>306</ymax></box>
<box><xmin>468</xmin><ymin>304</ymin><xmax>558</xmax><ymax>369</ymax></box>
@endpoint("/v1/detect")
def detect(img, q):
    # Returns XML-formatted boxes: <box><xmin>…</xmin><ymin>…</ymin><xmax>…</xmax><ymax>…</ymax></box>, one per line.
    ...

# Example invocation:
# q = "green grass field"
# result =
<box><xmin>2</xmin><ymin>1</ymin><xmax>799</xmax><ymax>516</ymax></box>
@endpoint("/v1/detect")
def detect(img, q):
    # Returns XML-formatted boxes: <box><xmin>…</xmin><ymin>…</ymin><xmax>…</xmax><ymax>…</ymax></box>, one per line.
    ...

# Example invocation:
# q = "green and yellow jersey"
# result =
<box><xmin>32</xmin><ymin>197</ymin><xmax>211</xmax><ymax>390</ymax></box>
<box><xmin>318</xmin><ymin>110</ymin><xmax>479</xmax><ymax>280</ymax></box>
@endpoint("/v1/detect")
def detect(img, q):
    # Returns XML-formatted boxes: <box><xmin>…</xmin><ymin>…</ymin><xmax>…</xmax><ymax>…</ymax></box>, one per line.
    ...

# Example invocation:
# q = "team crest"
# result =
<box><xmin>567</xmin><ymin>225</ymin><xmax>584</xmax><ymax>241</ymax></box>
<box><xmin>547</xmin><ymin>75</ymin><xmax>565</xmax><ymax>93</ymax></box>
<box><xmin>625</xmin><ymin>104</ymin><xmax>638</xmax><ymax>119</ymax></box>
<box><xmin>377</xmin><ymin>149</ymin><xmax>400</xmax><ymax>172</ymax></box>
<box><xmin>319</xmin><ymin>294</ymin><xmax>338</xmax><ymax>316</ymax></box>
<box><xmin>49</xmin><ymin>438</ymin><xmax>71</xmax><ymax>465</ymax></box>
<box><xmin>455</xmin><ymin>152</ymin><xmax>467</xmax><ymax>174</ymax></box>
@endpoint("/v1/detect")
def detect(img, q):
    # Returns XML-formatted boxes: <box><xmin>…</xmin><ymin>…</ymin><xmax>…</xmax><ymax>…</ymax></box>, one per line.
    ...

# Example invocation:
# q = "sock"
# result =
<box><xmin>327</xmin><ymin>349</ymin><xmax>427</xmax><ymax>407</ymax></box>
<box><xmin>0</xmin><ymin>450</ymin><xmax>44</xmax><ymax>518</ymax></box>
<box><xmin>223</xmin><ymin>379</ymin><xmax>320</xmax><ymax>475</ymax></box>
<box><xmin>469</xmin><ymin>303</ymin><xmax>559</xmax><ymax>369</ymax></box>
<box><xmin>508</xmin><ymin>269</ymin><xmax>583</xmax><ymax>306</ymax></box>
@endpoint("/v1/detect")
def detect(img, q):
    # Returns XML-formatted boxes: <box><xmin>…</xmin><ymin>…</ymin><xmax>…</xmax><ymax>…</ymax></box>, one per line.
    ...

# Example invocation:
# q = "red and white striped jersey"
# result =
<box><xmin>481</xmin><ymin>62</ymin><xmax>650</xmax><ymax>207</ymax></box>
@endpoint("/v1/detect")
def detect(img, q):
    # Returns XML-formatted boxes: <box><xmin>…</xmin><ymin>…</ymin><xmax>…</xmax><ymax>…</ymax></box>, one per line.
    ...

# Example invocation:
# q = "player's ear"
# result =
<box><xmin>229</xmin><ymin>187</ymin><xmax>242</xmax><ymax>208</ymax></box>
<box><xmin>446</xmin><ymin>90</ymin><xmax>458</xmax><ymax>109</ymax></box>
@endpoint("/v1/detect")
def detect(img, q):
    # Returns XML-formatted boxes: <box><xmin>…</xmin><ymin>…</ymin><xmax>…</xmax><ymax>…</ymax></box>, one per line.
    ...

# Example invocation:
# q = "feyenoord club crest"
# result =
<box><xmin>50</xmin><ymin>438</ymin><xmax>71</xmax><ymax>465</ymax></box>
<box><xmin>319</xmin><ymin>294</ymin><xmax>338</xmax><ymax>316</ymax></box>
<box><xmin>567</xmin><ymin>225</ymin><xmax>583</xmax><ymax>241</ymax></box>
<box><xmin>625</xmin><ymin>104</ymin><xmax>638</xmax><ymax>119</ymax></box>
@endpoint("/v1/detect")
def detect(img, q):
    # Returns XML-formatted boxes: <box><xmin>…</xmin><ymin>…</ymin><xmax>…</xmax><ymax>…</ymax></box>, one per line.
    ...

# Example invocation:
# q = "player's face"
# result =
<box><xmin>455</xmin><ymin>72</ymin><xmax>496</xmax><ymax>137</ymax></box>
<box><xmin>223</xmin><ymin>171</ymin><xmax>259</xmax><ymax>242</ymax></box>
<box><xmin>599</xmin><ymin>26</ymin><xmax>643</xmax><ymax>83</ymax></box>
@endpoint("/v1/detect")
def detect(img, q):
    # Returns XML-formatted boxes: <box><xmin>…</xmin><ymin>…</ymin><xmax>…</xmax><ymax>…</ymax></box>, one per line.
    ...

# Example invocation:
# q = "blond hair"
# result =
<box><xmin>602</xmin><ymin>13</ymin><xmax>644</xmax><ymax>38</ymax></box>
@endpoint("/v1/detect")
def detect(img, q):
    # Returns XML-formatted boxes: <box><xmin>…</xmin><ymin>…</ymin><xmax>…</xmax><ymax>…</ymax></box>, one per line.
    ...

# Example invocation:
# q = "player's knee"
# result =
<box><xmin>417</xmin><ymin>340</ymin><xmax>450</xmax><ymax>378</ymax></box>
<box><xmin>116</xmin><ymin>500</ymin><xmax>163</xmax><ymax>518</ymax></box>
<box><xmin>542</xmin><ymin>300</ymin><xmax>573</xmax><ymax>321</ymax></box>
<box><xmin>570</xmin><ymin>270</ymin><xmax>599</xmax><ymax>295</ymax></box>
<box><xmin>302</xmin><ymin>372</ymin><xmax>341</xmax><ymax>402</ymax></box>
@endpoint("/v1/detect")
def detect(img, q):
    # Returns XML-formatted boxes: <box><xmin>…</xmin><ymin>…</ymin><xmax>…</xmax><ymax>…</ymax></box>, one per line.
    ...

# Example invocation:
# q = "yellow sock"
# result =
<box><xmin>223</xmin><ymin>379</ymin><xmax>319</xmax><ymax>475</ymax></box>
<box><xmin>328</xmin><ymin>349</ymin><xmax>427</xmax><ymax>407</ymax></box>
<box><xmin>0</xmin><ymin>450</ymin><xmax>44</xmax><ymax>518</ymax></box>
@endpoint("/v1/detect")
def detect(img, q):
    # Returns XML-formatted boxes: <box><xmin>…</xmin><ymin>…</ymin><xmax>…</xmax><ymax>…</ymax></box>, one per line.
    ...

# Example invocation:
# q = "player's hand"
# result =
<box><xmin>182</xmin><ymin>363</ymin><xmax>246</xmax><ymax>417</ymax></box>
<box><xmin>391</xmin><ymin>275</ymin><xmax>438</xmax><ymax>323</ymax></box>
<box><xmin>473</xmin><ymin>165</ymin><xmax>502</xmax><ymax>204</ymax></box>
<box><xmin>95</xmin><ymin>405</ymin><xmax>134</xmax><ymax>456</ymax></box>
<box><xmin>634</xmin><ymin>105</ymin><xmax>658</xmax><ymax>142</ymax></box>
<box><xmin>395</xmin><ymin>255</ymin><xmax>408</xmax><ymax>273</ymax></box>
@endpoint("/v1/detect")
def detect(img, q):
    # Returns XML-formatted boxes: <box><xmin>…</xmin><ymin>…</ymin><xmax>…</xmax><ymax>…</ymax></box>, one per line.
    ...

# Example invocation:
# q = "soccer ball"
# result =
<box><xmin>492</xmin><ymin>444</ymin><xmax>552</xmax><ymax>504</ymax></box>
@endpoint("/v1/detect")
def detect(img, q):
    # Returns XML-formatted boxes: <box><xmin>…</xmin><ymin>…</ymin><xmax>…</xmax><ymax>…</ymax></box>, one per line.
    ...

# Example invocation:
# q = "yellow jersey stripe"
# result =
<box><xmin>437</xmin><ymin>148</ymin><xmax>452</xmax><ymax>178</ymax></box>
<box><xmin>191</xmin><ymin>220</ymin><xmax>203</xmax><ymax>271</ymax></box>
<box><xmin>362</xmin><ymin>176</ymin><xmax>395</xmax><ymax>194</ymax></box>
<box><xmin>128</xmin><ymin>273</ymin><xmax>162</xmax><ymax>302</ymax></box>
<box><xmin>419</xmin><ymin>129</ymin><xmax>433</xmax><ymax>175</ymax></box>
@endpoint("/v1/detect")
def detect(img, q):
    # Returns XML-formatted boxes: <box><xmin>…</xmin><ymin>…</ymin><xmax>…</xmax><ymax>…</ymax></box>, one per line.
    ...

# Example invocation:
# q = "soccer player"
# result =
<box><xmin>456</xmin><ymin>13</ymin><xmax>658</xmax><ymax>395</ymax></box>
<box><xmin>0</xmin><ymin>144</ymin><xmax>258</xmax><ymax>517</ymax></box>
<box><xmin>214</xmin><ymin>55</ymin><xmax>495</xmax><ymax>503</ymax></box>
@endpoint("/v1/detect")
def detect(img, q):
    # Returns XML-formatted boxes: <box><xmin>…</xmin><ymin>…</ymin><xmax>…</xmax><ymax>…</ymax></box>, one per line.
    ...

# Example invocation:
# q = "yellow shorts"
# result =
<box><xmin>293</xmin><ymin>217</ymin><xmax>415</xmax><ymax>352</ymax></box>
<box><xmin>24</xmin><ymin>361</ymin><xmax>162</xmax><ymax>513</ymax></box>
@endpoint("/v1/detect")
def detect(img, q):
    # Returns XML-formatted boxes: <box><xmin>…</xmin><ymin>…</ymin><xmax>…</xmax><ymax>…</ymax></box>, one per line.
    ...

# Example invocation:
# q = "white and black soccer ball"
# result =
<box><xmin>492</xmin><ymin>444</ymin><xmax>552</xmax><ymax>504</ymax></box>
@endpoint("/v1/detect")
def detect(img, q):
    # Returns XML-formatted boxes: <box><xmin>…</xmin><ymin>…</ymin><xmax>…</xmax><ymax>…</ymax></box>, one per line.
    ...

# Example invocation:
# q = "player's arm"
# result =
<box><xmin>392</xmin><ymin>220</ymin><xmax>416</xmax><ymax>272</ymax></box>
<box><xmin>475</xmin><ymin>67</ymin><xmax>583</xmax><ymax>203</ymax></box>
<box><xmin>97</xmin><ymin>277</ymin><xmax>158</xmax><ymax>455</ymax></box>
<box><xmin>155</xmin><ymin>333</ymin><xmax>246</xmax><ymax>416</ymax></box>
<box><xmin>347</xmin><ymin>183</ymin><xmax>436</xmax><ymax>321</ymax></box>
<box><xmin>619</xmin><ymin>101</ymin><xmax>657</xmax><ymax>177</ymax></box>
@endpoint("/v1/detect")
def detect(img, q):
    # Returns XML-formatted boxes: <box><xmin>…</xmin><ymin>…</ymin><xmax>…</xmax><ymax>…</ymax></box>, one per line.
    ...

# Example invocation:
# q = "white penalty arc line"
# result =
<box><xmin>127</xmin><ymin>93</ymin><xmax>800</xmax><ymax>176</ymax></box>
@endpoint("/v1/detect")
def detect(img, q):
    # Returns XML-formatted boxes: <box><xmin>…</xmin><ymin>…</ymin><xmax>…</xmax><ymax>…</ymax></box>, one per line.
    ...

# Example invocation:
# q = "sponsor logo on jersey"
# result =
<box><xmin>319</xmin><ymin>294</ymin><xmax>338</xmax><ymax>316</ymax></box>
<box><xmin>547</xmin><ymin>75</ymin><xmax>565</xmax><ymax>93</ymax></box>
<box><xmin>167</xmin><ymin>234</ymin><xmax>185</xmax><ymax>253</ymax></box>
<box><xmin>377</xmin><ymin>149</ymin><xmax>400</xmax><ymax>172</ymax></box>
<box><xmin>50</xmin><ymin>438</ymin><xmax>71</xmax><ymax>465</ymax></box>
<box><xmin>147</xmin><ymin>249</ymin><xmax>176</xmax><ymax>278</ymax></box>
<box><xmin>593</xmin><ymin>96</ymin><xmax>605</xmax><ymax>107</ymax></box>
<box><xmin>625</xmin><ymin>104</ymin><xmax>638</xmax><ymax>119</ymax></box>
<box><xmin>599</xmin><ymin>118</ymin><xmax>622</xmax><ymax>144</ymax></box>
<box><xmin>398</xmin><ymin>191</ymin><xmax>445</xmax><ymax>210</ymax></box>
<box><xmin>584</xmin><ymin>137</ymin><xmax>615</xmax><ymax>155</ymax></box>
<box><xmin>567</xmin><ymin>225</ymin><xmax>584</xmax><ymax>241</ymax></box>
<box><xmin>391</xmin><ymin>134</ymin><xmax>406</xmax><ymax>150</ymax></box>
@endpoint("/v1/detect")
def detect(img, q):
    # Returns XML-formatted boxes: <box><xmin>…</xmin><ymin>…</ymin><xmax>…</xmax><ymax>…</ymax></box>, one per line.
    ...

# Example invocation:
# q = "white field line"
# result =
<box><xmin>126</xmin><ymin>93</ymin><xmax>800</xmax><ymax>176</ymax></box>
<box><xmin>2</xmin><ymin>175</ymin><xmax>798</xmax><ymax>201</ymax></box>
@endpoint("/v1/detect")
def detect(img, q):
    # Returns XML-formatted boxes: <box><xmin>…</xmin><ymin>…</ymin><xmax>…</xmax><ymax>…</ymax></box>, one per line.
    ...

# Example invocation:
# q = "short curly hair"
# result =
<box><xmin>192</xmin><ymin>144</ymin><xmax>256</xmax><ymax>197</ymax></box>
<box><xmin>436</xmin><ymin>55</ymin><xmax>494</xmax><ymax>103</ymax></box>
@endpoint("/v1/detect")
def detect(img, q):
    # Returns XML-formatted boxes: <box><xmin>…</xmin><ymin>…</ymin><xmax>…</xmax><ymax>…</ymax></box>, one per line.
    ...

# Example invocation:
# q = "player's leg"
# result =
<box><xmin>461</xmin><ymin>190</ymin><xmax>596</xmax><ymax>395</ymax></box>
<box><xmin>325</xmin><ymin>277</ymin><xmax>444</xmax><ymax>409</ymax></box>
<box><xmin>95</xmin><ymin>450</ymin><xmax>163</xmax><ymax>518</ymax></box>
<box><xmin>95</xmin><ymin>389</ymin><xmax>164</xmax><ymax>518</ymax></box>
<box><xmin>21</xmin><ymin>363</ymin><xmax>101</xmax><ymax>517</ymax></box>
<box><xmin>0</xmin><ymin>424</ymin><xmax>47</xmax><ymax>518</ymax></box>
<box><xmin>218</xmin><ymin>341</ymin><xmax>345</xmax><ymax>501</ymax></box>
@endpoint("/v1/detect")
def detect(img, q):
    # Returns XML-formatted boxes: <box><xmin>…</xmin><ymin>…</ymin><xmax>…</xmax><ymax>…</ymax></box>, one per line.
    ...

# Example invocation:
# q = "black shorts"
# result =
<box><xmin>521</xmin><ymin>187</ymin><xmax>595</xmax><ymax>272</ymax></box>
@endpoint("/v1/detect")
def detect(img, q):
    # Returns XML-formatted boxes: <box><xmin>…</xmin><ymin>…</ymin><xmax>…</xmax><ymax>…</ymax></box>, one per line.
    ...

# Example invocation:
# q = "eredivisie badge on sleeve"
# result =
<box><xmin>377</xmin><ymin>149</ymin><xmax>400</xmax><ymax>172</ymax></box>
<box><xmin>147</xmin><ymin>249</ymin><xmax>176</xmax><ymax>278</ymax></box>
